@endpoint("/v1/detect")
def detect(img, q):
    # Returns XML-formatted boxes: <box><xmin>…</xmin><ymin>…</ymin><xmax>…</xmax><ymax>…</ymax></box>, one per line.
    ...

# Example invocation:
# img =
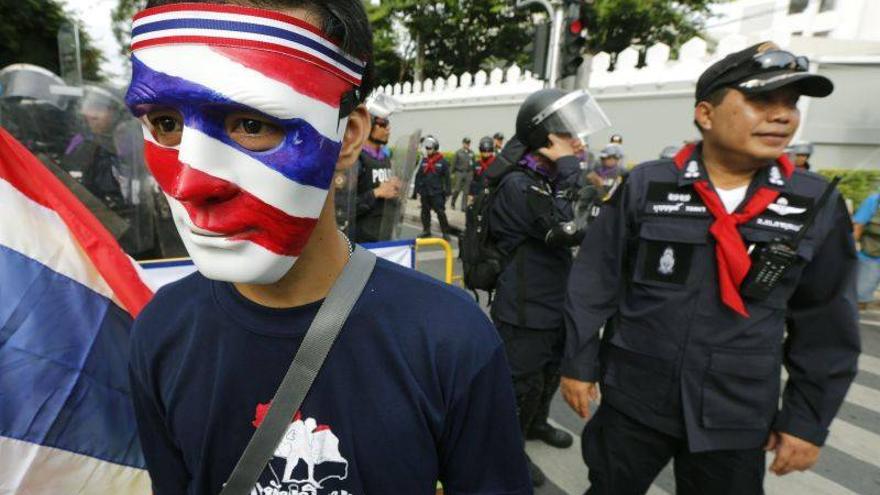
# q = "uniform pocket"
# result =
<box><xmin>603</xmin><ymin>343</ymin><xmax>676</xmax><ymax>412</ymax></box>
<box><xmin>701</xmin><ymin>350</ymin><xmax>779</xmax><ymax>430</ymax></box>
<box><xmin>634</xmin><ymin>222</ymin><xmax>708</xmax><ymax>289</ymax></box>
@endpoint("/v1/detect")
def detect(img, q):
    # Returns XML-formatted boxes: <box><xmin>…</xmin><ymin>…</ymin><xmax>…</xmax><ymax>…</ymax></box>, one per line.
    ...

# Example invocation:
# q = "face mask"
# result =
<box><xmin>125</xmin><ymin>3</ymin><xmax>365</xmax><ymax>284</ymax></box>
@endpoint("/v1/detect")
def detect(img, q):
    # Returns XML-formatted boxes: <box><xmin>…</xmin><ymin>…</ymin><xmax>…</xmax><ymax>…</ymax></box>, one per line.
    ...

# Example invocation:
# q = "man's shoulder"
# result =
<box><xmin>133</xmin><ymin>271</ymin><xmax>209</xmax><ymax>343</ymax></box>
<box><xmin>630</xmin><ymin>158</ymin><xmax>677</xmax><ymax>180</ymax></box>
<box><xmin>363</xmin><ymin>259</ymin><xmax>501</xmax><ymax>350</ymax></box>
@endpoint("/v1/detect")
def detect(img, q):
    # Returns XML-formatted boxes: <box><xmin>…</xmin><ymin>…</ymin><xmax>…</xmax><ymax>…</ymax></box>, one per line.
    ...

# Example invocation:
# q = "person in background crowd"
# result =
<box><xmin>494</xmin><ymin>131</ymin><xmax>505</xmax><ymax>153</ymax></box>
<box><xmin>563</xmin><ymin>41</ymin><xmax>859</xmax><ymax>495</ymax></box>
<box><xmin>467</xmin><ymin>135</ymin><xmax>495</xmax><ymax>206</ymax></box>
<box><xmin>354</xmin><ymin>94</ymin><xmax>402</xmax><ymax>243</ymax></box>
<box><xmin>788</xmin><ymin>142</ymin><xmax>814</xmax><ymax>170</ymax></box>
<box><xmin>450</xmin><ymin>136</ymin><xmax>475</xmax><ymax>211</ymax></box>
<box><xmin>575</xmin><ymin>144</ymin><xmax>627</xmax><ymax>225</ymax></box>
<box><xmin>491</xmin><ymin>88</ymin><xmax>608</xmax><ymax>486</ymax></box>
<box><xmin>413</xmin><ymin>135</ymin><xmax>452</xmax><ymax>240</ymax></box>
<box><xmin>853</xmin><ymin>189</ymin><xmax>880</xmax><ymax>309</ymax></box>
<box><xmin>609</xmin><ymin>133</ymin><xmax>623</xmax><ymax>145</ymax></box>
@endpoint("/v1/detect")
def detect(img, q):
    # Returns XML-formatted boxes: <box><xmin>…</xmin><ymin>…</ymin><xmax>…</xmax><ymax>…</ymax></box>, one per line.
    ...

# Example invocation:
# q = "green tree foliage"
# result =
<box><xmin>370</xmin><ymin>0</ymin><xmax>715</xmax><ymax>85</ymax></box>
<box><xmin>368</xmin><ymin>0</ymin><xmax>532</xmax><ymax>85</ymax></box>
<box><xmin>583</xmin><ymin>0</ymin><xmax>714</xmax><ymax>65</ymax></box>
<box><xmin>110</xmin><ymin>0</ymin><xmax>147</xmax><ymax>56</ymax></box>
<box><xmin>817</xmin><ymin>169</ymin><xmax>880</xmax><ymax>208</ymax></box>
<box><xmin>0</xmin><ymin>0</ymin><xmax>105</xmax><ymax>81</ymax></box>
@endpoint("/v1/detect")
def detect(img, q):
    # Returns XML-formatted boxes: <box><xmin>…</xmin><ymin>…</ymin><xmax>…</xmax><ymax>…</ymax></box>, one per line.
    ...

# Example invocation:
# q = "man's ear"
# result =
<box><xmin>694</xmin><ymin>101</ymin><xmax>713</xmax><ymax>132</ymax></box>
<box><xmin>336</xmin><ymin>104</ymin><xmax>369</xmax><ymax>172</ymax></box>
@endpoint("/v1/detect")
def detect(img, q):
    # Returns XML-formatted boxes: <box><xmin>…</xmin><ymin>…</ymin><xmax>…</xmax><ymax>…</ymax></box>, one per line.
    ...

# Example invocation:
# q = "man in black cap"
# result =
<box><xmin>561</xmin><ymin>42</ymin><xmax>860</xmax><ymax>494</ymax></box>
<box><xmin>493</xmin><ymin>132</ymin><xmax>505</xmax><ymax>154</ymax></box>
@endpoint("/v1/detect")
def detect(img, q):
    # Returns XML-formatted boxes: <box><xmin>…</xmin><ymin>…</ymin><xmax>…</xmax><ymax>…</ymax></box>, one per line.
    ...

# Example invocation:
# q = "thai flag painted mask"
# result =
<box><xmin>125</xmin><ymin>3</ymin><xmax>365</xmax><ymax>284</ymax></box>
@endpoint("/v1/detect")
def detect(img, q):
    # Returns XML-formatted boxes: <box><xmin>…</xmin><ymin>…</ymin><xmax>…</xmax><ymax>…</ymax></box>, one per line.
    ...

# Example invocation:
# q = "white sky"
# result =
<box><xmin>61</xmin><ymin>0</ymin><xmax>129</xmax><ymax>86</ymax></box>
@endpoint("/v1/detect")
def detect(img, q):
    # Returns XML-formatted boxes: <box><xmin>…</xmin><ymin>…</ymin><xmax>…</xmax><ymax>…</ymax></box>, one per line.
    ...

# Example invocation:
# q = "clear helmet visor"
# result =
<box><xmin>366</xmin><ymin>92</ymin><xmax>400</xmax><ymax>119</ymax></box>
<box><xmin>533</xmin><ymin>89</ymin><xmax>611</xmax><ymax>142</ymax></box>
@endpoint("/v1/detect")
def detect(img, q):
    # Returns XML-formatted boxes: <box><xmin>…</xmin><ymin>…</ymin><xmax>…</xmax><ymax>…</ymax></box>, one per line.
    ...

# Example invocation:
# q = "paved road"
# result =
<box><xmin>402</xmin><ymin>222</ymin><xmax>880</xmax><ymax>495</ymax></box>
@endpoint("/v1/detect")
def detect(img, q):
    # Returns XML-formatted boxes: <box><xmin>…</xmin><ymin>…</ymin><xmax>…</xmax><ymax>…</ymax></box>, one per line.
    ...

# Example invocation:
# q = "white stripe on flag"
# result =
<box><xmin>0</xmin><ymin>178</ymin><xmax>120</xmax><ymax>305</ymax></box>
<box><xmin>135</xmin><ymin>45</ymin><xmax>346</xmax><ymax>139</ymax></box>
<box><xmin>131</xmin><ymin>9</ymin><xmax>364</xmax><ymax>67</ymax></box>
<box><xmin>143</xmin><ymin>127</ymin><xmax>329</xmax><ymax>220</ymax></box>
<box><xmin>0</xmin><ymin>436</ymin><xmax>150</xmax><ymax>494</ymax></box>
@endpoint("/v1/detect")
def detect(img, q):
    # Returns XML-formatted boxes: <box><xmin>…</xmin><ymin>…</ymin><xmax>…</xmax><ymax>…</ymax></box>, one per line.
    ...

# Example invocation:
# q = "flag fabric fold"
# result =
<box><xmin>0</xmin><ymin>127</ymin><xmax>152</xmax><ymax>493</ymax></box>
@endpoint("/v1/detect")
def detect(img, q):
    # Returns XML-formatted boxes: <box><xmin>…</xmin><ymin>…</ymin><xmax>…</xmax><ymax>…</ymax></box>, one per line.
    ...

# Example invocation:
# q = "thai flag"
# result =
<box><xmin>0</xmin><ymin>127</ymin><xmax>153</xmax><ymax>492</ymax></box>
<box><xmin>126</xmin><ymin>3</ymin><xmax>366</xmax><ymax>262</ymax></box>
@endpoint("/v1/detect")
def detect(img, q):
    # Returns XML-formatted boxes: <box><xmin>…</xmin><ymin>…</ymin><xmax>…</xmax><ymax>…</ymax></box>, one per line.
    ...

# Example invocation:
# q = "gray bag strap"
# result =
<box><xmin>220</xmin><ymin>245</ymin><xmax>376</xmax><ymax>494</ymax></box>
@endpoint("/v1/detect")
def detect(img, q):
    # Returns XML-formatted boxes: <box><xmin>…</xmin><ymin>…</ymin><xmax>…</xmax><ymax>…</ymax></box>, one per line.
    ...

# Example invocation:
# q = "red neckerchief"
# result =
<box><xmin>477</xmin><ymin>155</ymin><xmax>495</xmax><ymax>175</ymax></box>
<box><xmin>423</xmin><ymin>152</ymin><xmax>443</xmax><ymax>174</ymax></box>
<box><xmin>673</xmin><ymin>143</ymin><xmax>794</xmax><ymax>317</ymax></box>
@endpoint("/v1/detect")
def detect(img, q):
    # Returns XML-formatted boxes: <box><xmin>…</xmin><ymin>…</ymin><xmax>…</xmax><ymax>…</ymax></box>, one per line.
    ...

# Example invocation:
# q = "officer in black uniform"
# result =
<box><xmin>353</xmin><ymin>97</ymin><xmax>401</xmax><ymax>243</ymax></box>
<box><xmin>493</xmin><ymin>132</ymin><xmax>505</xmax><ymax>154</ymax></box>
<box><xmin>788</xmin><ymin>141</ymin><xmax>814</xmax><ymax>170</ymax></box>
<box><xmin>490</xmin><ymin>88</ymin><xmax>610</xmax><ymax>487</ymax></box>
<box><xmin>413</xmin><ymin>135</ymin><xmax>451</xmax><ymax>239</ymax></box>
<box><xmin>561</xmin><ymin>42</ymin><xmax>860</xmax><ymax>495</ymax></box>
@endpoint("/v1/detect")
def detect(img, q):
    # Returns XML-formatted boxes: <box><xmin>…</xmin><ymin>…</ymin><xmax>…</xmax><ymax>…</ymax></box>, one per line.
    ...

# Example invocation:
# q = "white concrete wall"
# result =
<box><xmin>381</xmin><ymin>35</ymin><xmax>880</xmax><ymax>169</ymax></box>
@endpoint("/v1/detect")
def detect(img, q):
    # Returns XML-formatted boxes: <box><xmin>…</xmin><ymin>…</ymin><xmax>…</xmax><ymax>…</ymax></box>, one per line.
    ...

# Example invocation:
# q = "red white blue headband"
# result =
<box><xmin>131</xmin><ymin>2</ymin><xmax>366</xmax><ymax>87</ymax></box>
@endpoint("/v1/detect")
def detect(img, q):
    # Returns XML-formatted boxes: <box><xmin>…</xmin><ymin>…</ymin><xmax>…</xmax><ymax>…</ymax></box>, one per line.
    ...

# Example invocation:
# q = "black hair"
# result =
<box><xmin>693</xmin><ymin>87</ymin><xmax>730</xmax><ymax>133</ymax></box>
<box><xmin>144</xmin><ymin>0</ymin><xmax>374</xmax><ymax>103</ymax></box>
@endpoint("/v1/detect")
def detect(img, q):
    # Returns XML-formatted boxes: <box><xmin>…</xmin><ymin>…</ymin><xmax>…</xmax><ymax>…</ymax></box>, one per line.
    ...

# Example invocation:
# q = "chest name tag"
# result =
<box><xmin>645</xmin><ymin>182</ymin><xmax>709</xmax><ymax>217</ymax></box>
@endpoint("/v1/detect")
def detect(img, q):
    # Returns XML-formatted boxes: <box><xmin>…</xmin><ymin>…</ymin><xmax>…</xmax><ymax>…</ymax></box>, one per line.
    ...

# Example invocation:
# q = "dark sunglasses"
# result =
<box><xmin>373</xmin><ymin>118</ymin><xmax>390</xmax><ymax>128</ymax></box>
<box><xmin>753</xmin><ymin>50</ymin><xmax>809</xmax><ymax>72</ymax></box>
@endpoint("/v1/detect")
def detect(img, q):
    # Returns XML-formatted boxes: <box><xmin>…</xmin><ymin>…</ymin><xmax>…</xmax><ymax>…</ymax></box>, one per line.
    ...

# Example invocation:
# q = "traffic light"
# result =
<box><xmin>560</xmin><ymin>1</ymin><xmax>587</xmax><ymax>79</ymax></box>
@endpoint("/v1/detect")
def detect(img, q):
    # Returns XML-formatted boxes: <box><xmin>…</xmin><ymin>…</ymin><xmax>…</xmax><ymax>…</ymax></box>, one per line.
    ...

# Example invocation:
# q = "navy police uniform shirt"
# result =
<box><xmin>354</xmin><ymin>148</ymin><xmax>395</xmax><ymax>243</ymax></box>
<box><xmin>563</xmin><ymin>143</ymin><xmax>860</xmax><ymax>452</ymax></box>
<box><xmin>129</xmin><ymin>258</ymin><xmax>531</xmax><ymax>495</ymax></box>
<box><xmin>490</xmin><ymin>156</ymin><xmax>580</xmax><ymax>330</ymax></box>
<box><xmin>414</xmin><ymin>154</ymin><xmax>451</xmax><ymax>197</ymax></box>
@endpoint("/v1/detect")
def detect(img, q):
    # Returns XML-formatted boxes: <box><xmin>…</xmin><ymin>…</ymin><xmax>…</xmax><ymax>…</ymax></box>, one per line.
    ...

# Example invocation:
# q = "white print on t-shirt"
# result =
<box><xmin>251</xmin><ymin>406</ymin><xmax>351</xmax><ymax>495</ymax></box>
<box><xmin>371</xmin><ymin>168</ymin><xmax>391</xmax><ymax>184</ymax></box>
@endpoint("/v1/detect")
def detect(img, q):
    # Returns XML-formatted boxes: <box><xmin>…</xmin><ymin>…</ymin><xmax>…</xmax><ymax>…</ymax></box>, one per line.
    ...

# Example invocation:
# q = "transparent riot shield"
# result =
<box><xmin>333</xmin><ymin>165</ymin><xmax>358</xmax><ymax>240</ymax></box>
<box><xmin>380</xmin><ymin>129</ymin><xmax>421</xmax><ymax>240</ymax></box>
<box><xmin>0</xmin><ymin>66</ymin><xmax>185</xmax><ymax>260</ymax></box>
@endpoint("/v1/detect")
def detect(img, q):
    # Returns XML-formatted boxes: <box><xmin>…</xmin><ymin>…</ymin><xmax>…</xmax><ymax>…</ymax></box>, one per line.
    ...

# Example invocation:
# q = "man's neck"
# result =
<box><xmin>701</xmin><ymin>140</ymin><xmax>762</xmax><ymax>190</ymax></box>
<box><xmin>233</xmin><ymin>200</ymin><xmax>349</xmax><ymax>308</ymax></box>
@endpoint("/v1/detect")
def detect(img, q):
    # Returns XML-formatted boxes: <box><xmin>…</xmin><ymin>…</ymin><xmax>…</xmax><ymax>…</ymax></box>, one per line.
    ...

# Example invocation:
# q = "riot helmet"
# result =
<box><xmin>515</xmin><ymin>88</ymin><xmax>610</xmax><ymax>150</ymax></box>
<box><xmin>479</xmin><ymin>136</ymin><xmax>494</xmax><ymax>153</ymax></box>
<box><xmin>0</xmin><ymin>63</ymin><xmax>71</xmax><ymax>109</ymax></box>
<box><xmin>423</xmin><ymin>135</ymin><xmax>439</xmax><ymax>154</ymax></box>
<box><xmin>788</xmin><ymin>142</ymin><xmax>813</xmax><ymax>157</ymax></box>
<box><xmin>365</xmin><ymin>92</ymin><xmax>399</xmax><ymax>121</ymax></box>
<box><xmin>599</xmin><ymin>144</ymin><xmax>623</xmax><ymax>159</ymax></box>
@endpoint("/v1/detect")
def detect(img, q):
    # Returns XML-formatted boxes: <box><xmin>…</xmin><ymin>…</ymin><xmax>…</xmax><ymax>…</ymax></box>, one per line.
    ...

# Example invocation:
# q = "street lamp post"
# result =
<box><xmin>517</xmin><ymin>0</ymin><xmax>564</xmax><ymax>88</ymax></box>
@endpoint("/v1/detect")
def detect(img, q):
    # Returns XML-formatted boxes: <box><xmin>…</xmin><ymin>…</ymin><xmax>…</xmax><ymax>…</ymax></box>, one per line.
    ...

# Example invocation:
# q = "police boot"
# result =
<box><xmin>527</xmin><ymin>421</ymin><xmax>573</xmax><ymax>449</ymax></box>
<box><xmin>418</xmin><ymin>231</ymin><xmax>432</xmax><ymax>238</ymax></box>
<box><xmin>526</xmin><ymin>454</ymin><xmax>545</xmax><ymax>487</ymax></box>
<box><xmin>526</xmin><ymin>370</ymin><xmax>573</xmax><ymax>448</ymax></box>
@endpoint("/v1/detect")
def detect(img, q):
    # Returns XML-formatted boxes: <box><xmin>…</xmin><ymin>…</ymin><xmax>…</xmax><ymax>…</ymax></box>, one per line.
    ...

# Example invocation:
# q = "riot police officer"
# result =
<box><xmin>562</xmin><ymin>42</ymin><xmax>860</xmax><ymax>495</ymax></box>
<box><xmin>354</xmin><ymin>93</ymin><xmax>402</xmax><ymax>243</ymax></box>
<box><xmin>489</xmin><ymin>88</ymin><xmax>610</xmax><ymax>486</ymax></box>
<box><xmin>413</xmin><ymin>135</ymin><xmax>452</xmax><ymax>240</ymax></box>
<box><xmin>788</xmin><ymin>141</ymin><xmax>814</xmax><ymax>170</ymax></box>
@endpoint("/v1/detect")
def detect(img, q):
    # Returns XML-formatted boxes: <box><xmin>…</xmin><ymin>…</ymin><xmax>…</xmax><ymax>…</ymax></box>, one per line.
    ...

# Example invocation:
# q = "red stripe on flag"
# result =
<box><xmin>144</xmin><ymin>141</ymin><xmax>318</xmax><ymax>257</ymax></box>
<box><xmin>131</xmin><ymin>36</ymin><xmax>361</xmax><ymax>87</ymax></box>
<box><xmin>209</xmin><ymin>46</ymin><xmax>351</xmax><ymax>107</ymax></box>
<box><xmin>0</xmin><ymin>127</ymin><xmax>153</xmax><ymax>317</ymax></box>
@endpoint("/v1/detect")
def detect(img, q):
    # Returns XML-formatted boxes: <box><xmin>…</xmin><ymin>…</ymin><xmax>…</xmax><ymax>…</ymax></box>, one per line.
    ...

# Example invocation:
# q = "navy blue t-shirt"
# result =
<box><xmin>129</xmin><ymin>258</ymin><xmax>531</xmax><ymax>495</ymax></box>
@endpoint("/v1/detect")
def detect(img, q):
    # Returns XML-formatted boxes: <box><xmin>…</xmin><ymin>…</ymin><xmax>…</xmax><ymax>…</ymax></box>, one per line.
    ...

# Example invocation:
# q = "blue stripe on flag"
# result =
<box><xmin>132</xmin><ymin>18</ymin><xmax>364</xmax><ymax>73</ymax></box>
<box><xmin>0</xmin><ymin>246</ymin><xmax>145</xmax><ymax>468</ymax></box>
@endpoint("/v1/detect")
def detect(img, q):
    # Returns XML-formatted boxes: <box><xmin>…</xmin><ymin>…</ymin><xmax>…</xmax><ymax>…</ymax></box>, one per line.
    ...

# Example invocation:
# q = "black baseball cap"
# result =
<box><xmin>695</xmin><ymin>42</ymin><xmax>833</xmax><ymax>104</ymax></box>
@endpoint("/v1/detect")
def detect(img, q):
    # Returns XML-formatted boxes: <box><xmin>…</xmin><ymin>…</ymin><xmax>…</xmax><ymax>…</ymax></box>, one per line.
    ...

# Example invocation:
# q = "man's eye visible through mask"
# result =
<box><xmin>225</xmin><ymin>113</ymin><xmax>284</xmax><ymax>152</ymax></box>
<box><xmin>145</xmin><ymin>110</ymin><xmax>183</xmax><ymax>147</ymax></box>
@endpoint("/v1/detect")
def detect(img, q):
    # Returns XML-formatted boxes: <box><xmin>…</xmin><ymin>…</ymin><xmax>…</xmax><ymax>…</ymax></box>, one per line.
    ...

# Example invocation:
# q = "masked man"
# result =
<box><xmin>562</xmin><ymin>42</ymin><xmax>859</xmax><ymax>495</ymax></box>
<box><xmin>124</xmin><ymin>2</ymin><xmax>530</xmax><ymax>494</ymax></box>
